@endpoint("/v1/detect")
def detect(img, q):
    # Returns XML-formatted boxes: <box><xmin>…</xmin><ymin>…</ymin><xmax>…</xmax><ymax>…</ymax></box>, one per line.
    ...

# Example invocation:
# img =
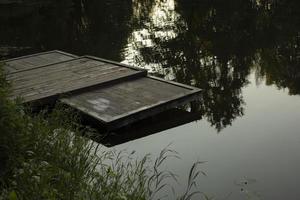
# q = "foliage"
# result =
<box><xmin>0</xmin><ymin>63</ymin><xmax>206</xmax><ymax>200</ymax></box>
<box><xmin>1</xmin><ymin>0</ymin><xmax>299</xmax><ymax>131</ymax></box>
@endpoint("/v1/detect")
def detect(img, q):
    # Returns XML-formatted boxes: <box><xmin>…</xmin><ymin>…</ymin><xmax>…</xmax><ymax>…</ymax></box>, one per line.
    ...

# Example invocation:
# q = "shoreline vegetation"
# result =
<box><xmin>0</xmin><ymin>63</ymin><xmax>209</xmax><ymax>200</ymax></box>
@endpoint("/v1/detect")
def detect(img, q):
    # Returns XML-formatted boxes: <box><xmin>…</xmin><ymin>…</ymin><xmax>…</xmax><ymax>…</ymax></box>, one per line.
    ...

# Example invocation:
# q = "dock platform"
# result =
<box><xmin>61</xmin><ymin>76</ymin><xmax>200</xmax><ymax>129</ymax></box>
<box><xmin>4</xmin><ymin>50</ymin><xmax>77</xmax><ymax>74</ymax></box>
<box><xmin>5</xmin><ymin>54</ymin><xmax>146</xmax><ymax>103</ymax></box>
<box><xmin>3</xmin><ymin>50</ymin><xmax>201</xmax><ymax>129</ymax></box>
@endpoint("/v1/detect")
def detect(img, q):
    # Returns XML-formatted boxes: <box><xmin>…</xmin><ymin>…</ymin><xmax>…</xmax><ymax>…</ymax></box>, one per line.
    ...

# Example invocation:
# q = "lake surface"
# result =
<box><xmin>1</xmin><ymin>0</ymin><xmax>299</xmax><ymax>199</ymax></box>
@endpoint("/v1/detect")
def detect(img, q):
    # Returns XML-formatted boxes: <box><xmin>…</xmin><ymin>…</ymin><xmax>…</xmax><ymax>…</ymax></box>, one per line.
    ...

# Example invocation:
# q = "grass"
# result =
<box><xmin>0</xmin><ymin>63</ymin><xmax>209</xmax><ymax>200</ymax></box>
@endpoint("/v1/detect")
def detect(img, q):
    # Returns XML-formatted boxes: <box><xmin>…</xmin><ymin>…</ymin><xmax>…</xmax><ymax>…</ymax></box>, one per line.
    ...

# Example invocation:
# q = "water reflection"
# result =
<box><xmin>122</xmin><ymin>0</ymin><xmax>300</xmax><ymax>131</ymax></box>
<box><xmin>0</xmin><ymin>0</ymin><xmax>299</xmax><ymax>132</ymax></box>
<box><xmin>122</xmin><ymin>0</ymin><xmax>183</xmax><ymax>78</ymax></box>
<box><xmin>0</xmin><ymin>0</ymin><xmax>133</xmax><ymax>60</ymax></box>
<box><xmin>90</xmin><ymin>108</ymin><xmax>202</xmax><ymax>147</ymax></box>
<box><xmin>1</xmin><ymin>1</ymin><xmax>300</xmax><ymax>199</ymax></box>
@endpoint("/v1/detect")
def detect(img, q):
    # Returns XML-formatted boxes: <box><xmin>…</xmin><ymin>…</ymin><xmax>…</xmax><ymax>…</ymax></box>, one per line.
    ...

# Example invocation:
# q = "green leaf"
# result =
<box><xmin>9</xmin><ymin>191</ymin><xmax>17</xmax><ymax>200</ymax></box>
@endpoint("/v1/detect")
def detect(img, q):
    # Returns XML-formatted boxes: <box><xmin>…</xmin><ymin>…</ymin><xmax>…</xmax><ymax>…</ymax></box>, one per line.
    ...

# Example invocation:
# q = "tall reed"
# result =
<box><xmin>0</xmin><ymin>63</ymin><xmax>207</xmax><ymax>200</ymax></box>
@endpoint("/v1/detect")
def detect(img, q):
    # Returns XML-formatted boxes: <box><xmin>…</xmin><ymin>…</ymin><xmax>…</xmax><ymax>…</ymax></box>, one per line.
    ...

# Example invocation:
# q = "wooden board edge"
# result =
<box><xmin>108</xmin><ymin>89</ymin><xmax>202</xmax><ymax>121</ymax></box>
<box><xmin>83</xmin><ymin>55</ymin><xmax>148</xmax><ymax>74</ymax></box>
<box><xmin>61</xmin><ymin>88</ymin><xmax>202</xmax><ymax>130</ymax></box>
<box><xmin>26</xmin><ymin>70</ymin><xmax>146</xmax><ymax>104</ymax></box>
<box><xmin>147</xmin><ymin>75</ymin><xmax>202</xmax><ymax>91</ymax></box>
<box><xmin>2</xmin><ymin>50</ymin><xmax>78</xmax><ymax>62</ymax></box>
<box><xmin>5</xmin><ymin>57</ymin><xmax>82</xmax><ymax>75</ymax></box>
<box><xmin>60</xmin><ymin>70</ymin><xmax>147</xmax><ymax>98</ymax></box>
<box><xmin>52</xmin><ymin>50</ymin><xmax>79</xmax><ymax>58</ymax></box>
<box><xmin>105</xmin><ymin>90</ymin><xmax>202</xmax><ymax>130</ymax></box>
<box><xmin>100</xmin><ymin>109</ymin><xmax>202</xmax><ymax>146</ymax></box>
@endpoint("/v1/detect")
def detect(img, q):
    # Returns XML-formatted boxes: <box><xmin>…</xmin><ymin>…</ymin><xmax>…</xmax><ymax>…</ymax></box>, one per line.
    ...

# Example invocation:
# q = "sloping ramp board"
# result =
<box><xmin>3</xmin><ymin>50</ymin><xmax>77</xmax><ymax>74</ymax></box>
<box><xmin>6</xmin><ymin>56</ymin><xmax>146</xmax><ymax>103</ymax></box>
<box><xmin>61</xmin><ymin>76</ymin><xmax>201</xmax><ymax>130</ymax></box>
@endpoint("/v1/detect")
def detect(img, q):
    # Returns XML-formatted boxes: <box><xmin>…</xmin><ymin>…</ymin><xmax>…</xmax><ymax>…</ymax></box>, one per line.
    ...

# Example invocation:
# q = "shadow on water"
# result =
<box><xmin>0</xmin><ymin>0</ymin><xmax>299</xmax><ymax>134</ymax></box>
<box><xmin>85</xmin><ymin>106</ymin><xmax>202</xmax><ymax>147</ymax></box>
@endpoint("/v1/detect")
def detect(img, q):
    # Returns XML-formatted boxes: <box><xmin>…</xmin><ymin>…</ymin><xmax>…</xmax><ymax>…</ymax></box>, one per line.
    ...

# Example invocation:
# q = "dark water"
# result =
<box><xmin>1</xmin><ymin>0</ymin><xmax>300</xmax><ymax>199</ymax></box>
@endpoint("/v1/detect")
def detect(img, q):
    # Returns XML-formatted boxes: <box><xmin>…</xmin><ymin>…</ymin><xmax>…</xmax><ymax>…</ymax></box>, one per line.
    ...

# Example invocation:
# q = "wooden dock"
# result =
<box><xmin>5</xmin><ymin>53</ymin><xmax>146</xmax><ymax>103</ymax></box>
<box><xmin>3</xmin><ymin>50</ymin><xmax>201</xmax><ymax>129</ymax></box>
<box><xmin>4</xmin><ymin>50</ymin><xmax>77</xmax><ymax>74</ymax></box>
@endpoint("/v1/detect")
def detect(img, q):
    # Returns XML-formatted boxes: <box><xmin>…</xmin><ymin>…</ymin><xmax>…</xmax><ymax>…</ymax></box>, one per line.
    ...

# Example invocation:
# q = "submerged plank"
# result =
<box><xmin>61</xmin><ymin>76</ymin><xmax>202</xmax><ymax>129</ymax></box>
<box><xmin>7</xmin><ymin>56</ymin><xmax>146</xmax><ymax>103</ymax></box>
<box><xmin>3</xmin><ymin>50</ymin><xmax>77</xmax><ymax>74</ymax></box>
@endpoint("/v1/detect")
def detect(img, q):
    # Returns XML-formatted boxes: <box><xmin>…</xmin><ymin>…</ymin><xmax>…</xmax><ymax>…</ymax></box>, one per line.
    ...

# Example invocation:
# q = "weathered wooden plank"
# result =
<box><xmin>7</xmin><ymin>59</ymin><xmax>108</xmax><ymax>86</ymax></box>
<box><xmin>8</xmin><ymin>56</ymin><xmax>146</xmax><ymax>103</ymax></box>
<box><xmin>4</xmin><ymin>50</ymin><xmax>77</xmax><ymax>62</ymax></box>
<box><xmin>9</xmin><ymin>65</ymin><xmax>119</xmax><ymax>91</ymax></box>
<box><xmin>4</xmin><ymin>51</ymin><xmax>202</xmax><ymax>131</ymax></box>
<box><xmin>61</xmin><ymin>76</ymin><xmax>202</xmax><ymax>129</ymax></box>
<box><xmin>12</xmin><ymin>68</ymin><xmax>142</xmax><ymax>102</ymax></box>
<box><xmin>10</xmin><ymin>66</ymin><xmax>134</xmax><ymax>93</ymax></box>
<box><xmin>3</xmin><ymin>50</ymin><xmax>77</xmax><ymax>74</ymax></box>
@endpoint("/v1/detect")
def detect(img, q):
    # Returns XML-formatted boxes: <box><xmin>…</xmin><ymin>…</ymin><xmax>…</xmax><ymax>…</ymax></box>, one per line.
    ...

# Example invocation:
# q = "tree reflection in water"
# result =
<box><xmin>122</xmin><ymin>0</ymin><xmax>300</xmax><ymax>131</ymax></box>
<box><xmin>0</xmin><ymin>0</ymin><xmax>299</xmax><ymax>131</ymax></box>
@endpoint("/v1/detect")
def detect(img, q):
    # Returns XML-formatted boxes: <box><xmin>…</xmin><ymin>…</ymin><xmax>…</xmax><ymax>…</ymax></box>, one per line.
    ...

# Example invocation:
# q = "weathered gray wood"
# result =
<box><xmin>4</xmin><ymin>51</ymin><xmax>202</xmax><ymax>130</ymax></box>
<box><xmin>3</xmin><ymin>50</ymin><xmax>77</xmax><ymax>74</ymax></box>
<box><xmin>7</xmin><ymin>56</ymin><xmax>146</xmax><ymax>103</ymax></box>
<box><xmin>61</xmin><ymin>76</ymin><xmax>202</xmax><ymax>129</ymax></box>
